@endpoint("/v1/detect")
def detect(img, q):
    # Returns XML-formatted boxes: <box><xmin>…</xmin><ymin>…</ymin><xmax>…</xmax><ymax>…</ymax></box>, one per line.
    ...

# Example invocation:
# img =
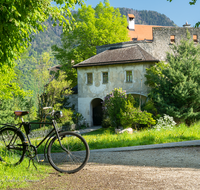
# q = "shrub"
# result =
<box><xmin>72</xmin><ymin>111</ymin><xmax>85</xmax><ymax>127</ymax></box>
<box><xmin>102</xmin><ymin>88</ymin><xmax>127</xmax><ymax>128</ymax></box>
<box><xmin>102</xmin><ymin>117</ymin><xmax>112</xmax><ymax>128</ymax></box>
<box><xmin>121</xmin><ymin>101</ymin><xmax>156</xmax><ymax>130</ymax></box>
<box><xmin>154</xmin><ymin>114</ymin><xmax>176</xmax><ymax>131</ymax></box>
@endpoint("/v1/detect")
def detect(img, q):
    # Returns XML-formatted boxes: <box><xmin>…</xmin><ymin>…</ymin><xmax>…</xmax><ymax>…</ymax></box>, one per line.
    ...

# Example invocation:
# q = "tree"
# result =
<box><xmin>0</xmin><ymin>0</ymin><xmax>83</xmax><ymax>68</ymax></box>
<box><xmin>0</xmin><ymin>64</ymin><xmax>25</xmax><ymax>100</ymax></box>
<box><xmin>145</xmin><ymin>31</ymin><xmax>200</xmax><ymax>125</ymax></box>
<box><xmin>37</xmin><ymin>71</ymin><xmax>72</xmax><ymax>126</ymax></box>
<box><xmin>52</xmin><ymin>0</ymin><xmax>129</xmax><ymax>86</ymax></box>
<box><xmin>167</xmin><ymin>0</ymin><xmax>199</xmax><ymax>27</ymax></box>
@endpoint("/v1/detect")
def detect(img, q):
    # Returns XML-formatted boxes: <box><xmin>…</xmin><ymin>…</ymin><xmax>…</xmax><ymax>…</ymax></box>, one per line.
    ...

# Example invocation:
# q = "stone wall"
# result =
<box><xmin>97</xmin><ymin>27</ymin><xmax>200</xmax><ymax>61</ymax></box>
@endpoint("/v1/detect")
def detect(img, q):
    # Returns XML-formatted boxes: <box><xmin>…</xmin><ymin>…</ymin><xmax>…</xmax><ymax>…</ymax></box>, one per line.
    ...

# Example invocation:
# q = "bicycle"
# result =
<box><xmin>0</xmin><ymin>107</ymin><xmax>90</xmax><ymax>174</ymax></box>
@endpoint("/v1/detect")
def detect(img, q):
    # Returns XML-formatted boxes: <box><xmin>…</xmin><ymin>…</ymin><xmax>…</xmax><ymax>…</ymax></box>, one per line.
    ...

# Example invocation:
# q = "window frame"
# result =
<box><xmin>102</xmin><ymin>72</ymin><xmax>108</xmax><ymax>84</ymax></box>
<box><xmin>87</xmin><ymin>73</ymin><xmax>93</xmax><ymax>84</ymax></box>
<box><xmin>126</xmin><ymin>71</ymin><xmax>133</xmax><ymax>83</ymax></box>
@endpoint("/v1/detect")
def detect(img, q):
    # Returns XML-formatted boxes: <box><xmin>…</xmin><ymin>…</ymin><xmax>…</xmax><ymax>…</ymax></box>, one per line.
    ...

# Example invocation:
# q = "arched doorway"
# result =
<box><xmin>91</xmin><ymin>98</ymin><xmax>103</xmax><ymax>126</ymax></box>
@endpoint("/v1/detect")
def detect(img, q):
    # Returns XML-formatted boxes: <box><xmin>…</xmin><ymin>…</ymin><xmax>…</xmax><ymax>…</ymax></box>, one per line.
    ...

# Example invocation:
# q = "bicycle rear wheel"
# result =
<box><xmin>47</xmin><ymin>131</ymin><xmax>90</xmax><ymax>173</ymax></box>
<box><xmin>0</xmin><ymin>127</ymin><xmax>26</xmax><ymax>165</ymax></box>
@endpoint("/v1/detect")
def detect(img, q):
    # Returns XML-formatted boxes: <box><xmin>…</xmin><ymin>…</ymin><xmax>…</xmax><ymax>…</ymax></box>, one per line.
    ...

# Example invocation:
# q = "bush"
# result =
<box><xmin>59</xmin><ymin>108</ymin><xmax>74</xmax><ymax>126</ymax></box>
<box><xmin>72</xmin><ymin>111</ymin><xmax>85</xmax><ymax>128</ymax></box>
<box><xmin>102</xmin><ymin>88</ymin><xmax>127</xmax><ymax>128</ymax></box>
<box><xmin>121</xmin><ymin>101</ymin><xmax>156</xmax><ymax>130</ymax></box>
<box><xmin>154</xmin><ymin>114</ymin><xmax>176</xmax><ymax>131</ymax></box>
<box><xmin>102</xmin><ymin>117</ymin><xmax>112</xmax><ymax>128</ymax></box>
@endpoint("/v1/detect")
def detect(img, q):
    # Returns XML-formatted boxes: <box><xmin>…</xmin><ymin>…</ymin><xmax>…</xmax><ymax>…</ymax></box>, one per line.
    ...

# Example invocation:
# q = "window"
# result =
<box><xmin>102</xmin><ymin>72</ymin><xmax>108</xmax><ymax>83</ymax></box>
<box><xmin>126</xmin><ymin>71</ymin><xmax>132</xmax><ymax>82</ymax></box>
<box><xmin>193</xmin><ymin>35</ymin><xmax>198</xmax><ymax>43</ymax></box>
<box><xmin>170</xmin><ymin>35</ymin><xmax>175</xmax><ymax>43</ymax></box>
<box><xmin>87</xmin><ymin>73</ymin><xmax>93</xmax><ymax>84</ymax></box>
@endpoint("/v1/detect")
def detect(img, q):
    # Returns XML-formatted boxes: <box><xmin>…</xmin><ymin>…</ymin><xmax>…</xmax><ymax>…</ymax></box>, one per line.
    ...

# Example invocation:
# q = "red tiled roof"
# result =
<box><xmin>128</xmin><ymin>24</ymin><xmax>163</xmax><ymax>41</ymax></box>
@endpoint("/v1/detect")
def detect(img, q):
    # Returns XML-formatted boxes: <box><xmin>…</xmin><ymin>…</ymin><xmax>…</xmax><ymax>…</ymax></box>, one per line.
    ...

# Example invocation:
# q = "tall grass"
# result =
<box><xmin>82</xmin><ymin>122</ymin><xmax>200</xmax><ymax>150</ymax></box>
<box><xmin>0</xmin><ymin>157</ymin><xmax>51</xmax><ymax>189</ymax></box>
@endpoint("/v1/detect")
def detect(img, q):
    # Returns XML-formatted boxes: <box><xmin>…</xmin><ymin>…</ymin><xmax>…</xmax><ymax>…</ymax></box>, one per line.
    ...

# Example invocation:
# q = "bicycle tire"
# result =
<box><xmin>47</xmin><ymin>131</ymin><xmax>90</xmax><ymax>174</ymax></box>
<box><xmin>0</xmin><ymin>127</ymin><xmax>26</xmax><ymax>166</ymax></box>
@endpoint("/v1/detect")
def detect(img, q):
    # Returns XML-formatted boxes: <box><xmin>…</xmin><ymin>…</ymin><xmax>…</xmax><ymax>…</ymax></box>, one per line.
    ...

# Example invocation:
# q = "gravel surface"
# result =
<box><xmin>15</xmin><ymin>146</ymin><xmax>200</xmax><ymax>190</ymax></box>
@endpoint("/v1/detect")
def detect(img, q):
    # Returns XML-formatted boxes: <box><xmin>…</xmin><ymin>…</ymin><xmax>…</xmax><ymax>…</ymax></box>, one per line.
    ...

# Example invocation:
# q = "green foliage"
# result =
<box><xmin>102</xmin><ymin>88</ymin><xmax>155</xmax><ymax>129</ymax></box>
<box><xmin>37</xmin><ymin>71</ymin><xmax>72</xmax><ymax>124</ymax></box>
<box><xmin>72</xmin><ymin>111</ymin><xmax>85</xmax><ymax>127</ymax></box>
<box><xmin>142</xmin><ymin>99</ymin><xmax>160</xmax><ymax>119</ymax></box>
<box><xmin>52</xmin><ymin>0</ymin><xmax>129</xmax><ymax>86</ymax></box>
<box><xmin>0</xmin><ymin>0</ymin><xmax>83</xmax><ymax>68</ymax></box>
<box><xmin>0</xmin><ymin>65</ymin><xmax>25</xmax><ymax>100</ymax></box>
<box><xmin>102</xmin><ymin>88</ymin><xmax>127</xmax><ymax>128</ymax></box>
<box><xmin>0</xmin><ymin>95</ymin><xmax>37</xmax><ymax>124</ymax></box>
<box><xmin>102</xmin><ymin>117</ymin><xmax>112</xmax><ymax>128</ymax></box>
<box><xmin>145</xmin><ymin>31</ymin><xmax>200</xmax><ymax>125</ymax></box>
<box><xmin>15</xmin><ymin>51</ymin><xmax>56</xmax><ymax>107</ymax></box>
<box><xmin>59</xmin><ymin>108</ymin><xmax>74</xmax><ymax>126</ymax></box>
<box><xmin>120</xmin><ymin>101</ymin><xmax>156</xmax><ymax>130</ymax></box>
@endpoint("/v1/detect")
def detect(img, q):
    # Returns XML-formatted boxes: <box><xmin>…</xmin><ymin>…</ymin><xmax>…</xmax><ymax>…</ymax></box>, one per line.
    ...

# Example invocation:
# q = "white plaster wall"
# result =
<box><xmin>77</xmin><ymin>62</ymin><xmax>154</xmax><ymax>125</ymax></box>
<box><xmin>78</xmin><ymin>97</ymin><xmax>93</xmax><ymax>127</ymax></box>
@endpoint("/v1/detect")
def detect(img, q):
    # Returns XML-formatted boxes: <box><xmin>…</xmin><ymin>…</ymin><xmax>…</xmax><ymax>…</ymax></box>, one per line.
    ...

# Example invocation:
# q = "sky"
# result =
<box><xmin>73</xmin><ymin>0</ymin><xmax>200</xmax><ymax>27</ymax></box>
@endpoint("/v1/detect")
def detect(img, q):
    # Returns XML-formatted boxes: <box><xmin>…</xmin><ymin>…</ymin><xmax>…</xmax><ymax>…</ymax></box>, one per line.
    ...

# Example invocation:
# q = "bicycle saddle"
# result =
<box><xmin>14</xmin><ymin>111</ymin><xmax>29</xmax><ymax>116</ymax></box>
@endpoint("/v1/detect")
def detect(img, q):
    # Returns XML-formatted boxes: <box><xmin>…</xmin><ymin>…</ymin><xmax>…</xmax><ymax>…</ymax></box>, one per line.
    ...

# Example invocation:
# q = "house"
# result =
<box><xmin>70</xmin><ymin>14</ymin><xmax>200</xmax><ymax>127</ymax></box>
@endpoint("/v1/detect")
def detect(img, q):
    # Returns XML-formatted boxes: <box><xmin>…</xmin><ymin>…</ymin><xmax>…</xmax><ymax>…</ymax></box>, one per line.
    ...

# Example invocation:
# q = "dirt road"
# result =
<box><xmin>16</xmin><ymin>147</ymin><xmax>200</xmax><ymax>190</ymax></box>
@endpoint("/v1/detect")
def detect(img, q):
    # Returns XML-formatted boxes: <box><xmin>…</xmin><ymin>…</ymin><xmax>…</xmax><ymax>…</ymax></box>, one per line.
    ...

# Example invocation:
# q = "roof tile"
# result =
<box><xmin>73</xmin><ymin>45</ymin><xmax>159</xmax><ymax>68</ymax></box>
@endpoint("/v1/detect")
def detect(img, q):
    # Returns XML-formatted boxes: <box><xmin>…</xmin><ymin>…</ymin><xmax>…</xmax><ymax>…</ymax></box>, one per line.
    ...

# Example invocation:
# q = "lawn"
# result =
<box><xmin>82</xmin><ymin>122</ymin><xmax>200</xmax><ymax>150</ymax></box>
<box><xmin>0</xmin><ymin>158</ymin><xmax>52</xmax><ymax>189</ymax></box>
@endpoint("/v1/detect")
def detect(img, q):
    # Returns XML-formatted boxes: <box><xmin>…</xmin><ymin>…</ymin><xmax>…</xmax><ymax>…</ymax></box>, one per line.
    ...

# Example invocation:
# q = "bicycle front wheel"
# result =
<box><xmin>47</xmin><ymin>131</ymin><xmax>90</xmax><ymax>173</ymax></box>
<box><xmin>0</xmin><ymin>127</ymin><xmax>26</xmax><ymax>165</ymax></box>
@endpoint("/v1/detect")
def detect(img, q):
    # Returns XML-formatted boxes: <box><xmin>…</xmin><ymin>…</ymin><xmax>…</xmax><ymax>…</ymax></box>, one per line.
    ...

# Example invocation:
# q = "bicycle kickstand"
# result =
<box><xmin>27</xmin><ymin>158</ymin><xmax>37</xmax><ymax>170</ymax></box>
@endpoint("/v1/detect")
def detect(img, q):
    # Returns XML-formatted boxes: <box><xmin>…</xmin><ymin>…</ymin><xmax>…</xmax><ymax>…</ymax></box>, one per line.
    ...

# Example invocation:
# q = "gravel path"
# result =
<box><xmin>17</xmin><ymin>146</ymin><xmax>200</xmax><ymax>190</ymax></box>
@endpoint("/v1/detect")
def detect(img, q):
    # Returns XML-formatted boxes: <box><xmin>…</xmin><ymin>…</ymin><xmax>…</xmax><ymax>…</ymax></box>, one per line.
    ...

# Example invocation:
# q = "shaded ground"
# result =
<box><xmin>13</xmin><ymin>147</ymin><xmax>200</xmax><ymax>190</ymax></box>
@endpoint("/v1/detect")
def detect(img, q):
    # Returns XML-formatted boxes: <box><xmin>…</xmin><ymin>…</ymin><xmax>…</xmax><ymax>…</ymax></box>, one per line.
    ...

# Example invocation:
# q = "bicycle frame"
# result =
<box><xmin>0</xmin><ymin>119</ymin><xmax>68</xmax><ymax>160</ymax></box>
<box><xmin>24</xmin><ymin>120</ymin><xmax>68</xmax><ymax>159</ymax></box>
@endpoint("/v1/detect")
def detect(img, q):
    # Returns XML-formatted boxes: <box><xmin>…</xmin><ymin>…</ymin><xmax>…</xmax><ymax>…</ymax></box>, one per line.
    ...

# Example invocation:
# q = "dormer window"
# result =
<box><xmin>170</xmin><ymin>35</ymin><xmax>175</xmax><ymax>43</ymax></box>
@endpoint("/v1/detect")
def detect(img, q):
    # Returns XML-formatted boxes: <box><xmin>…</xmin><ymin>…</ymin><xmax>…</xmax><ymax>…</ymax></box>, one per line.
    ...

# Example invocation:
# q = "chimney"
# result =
<box><xmin>127</xmin><ymin>14</ymin><xmax>135</xmax><ymax>30</ymax></box>
<box><xmin>183</xmin><ymin>21</ymin><xmax>191</xmax><ymax>27</ymax></box>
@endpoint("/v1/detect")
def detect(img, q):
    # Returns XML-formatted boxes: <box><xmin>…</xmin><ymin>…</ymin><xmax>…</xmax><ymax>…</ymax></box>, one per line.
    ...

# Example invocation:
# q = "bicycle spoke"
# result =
<box><xmin>0</xmin><ymin>128</ymin><xmax>26</xmax><ymax>165</ymax></box>
<box><xmin>47</xmin><ymin>132</ymin><xmax>89</xmax><ymax>173</ymax></box>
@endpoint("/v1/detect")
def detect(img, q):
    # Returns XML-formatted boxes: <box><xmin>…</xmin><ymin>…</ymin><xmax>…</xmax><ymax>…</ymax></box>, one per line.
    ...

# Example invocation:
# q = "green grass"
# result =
<box><xmin>82</xmin><ymin>122</ymin><xmax>200</xmax><ymax>150</ymax></box>
<box><xmin>1</xmin><ymin>121</ymin><xmax>199</xmax><ymax>189</ymax></box>
<box><xmin>0</xmin><ymin>158</ymin><xmax>52</xmax><ymax>189</ymax></box>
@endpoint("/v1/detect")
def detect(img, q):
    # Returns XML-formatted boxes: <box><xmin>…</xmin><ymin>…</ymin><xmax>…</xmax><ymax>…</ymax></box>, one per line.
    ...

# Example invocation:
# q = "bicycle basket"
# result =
<box><xmin>23</xmin><ymin>123</ymin><xmax>31</xmax><ymax>135</ymax></box>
